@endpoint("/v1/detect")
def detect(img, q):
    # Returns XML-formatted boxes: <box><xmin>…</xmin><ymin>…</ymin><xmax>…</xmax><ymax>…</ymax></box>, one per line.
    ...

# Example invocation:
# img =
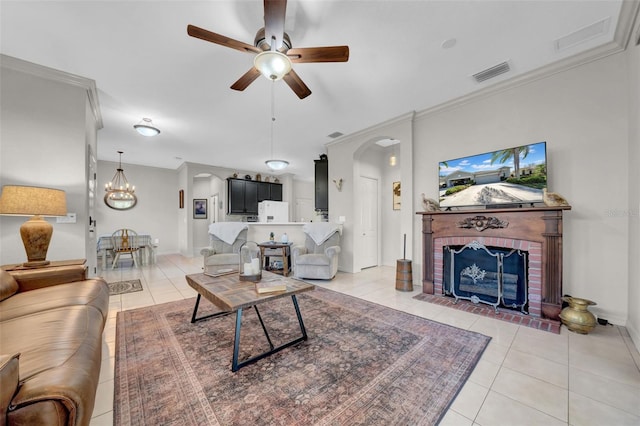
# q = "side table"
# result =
<box><xmin>258</xmin><ymin>242</ymin><xmax>292</xmax><ymax>277</ymax></box>
<box><xmin>1</xmin><ymin>258</ymin><xmax>86</xmax><ymax>272</ymax></box>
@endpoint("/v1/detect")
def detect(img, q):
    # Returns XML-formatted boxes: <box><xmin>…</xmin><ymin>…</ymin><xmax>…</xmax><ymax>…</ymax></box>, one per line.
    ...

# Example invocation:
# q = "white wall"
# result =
<box><xmin>413</xmin><ymin>51</ymin><xmax>630</xmax><ymax>325</ymax></box>
<box><xmin>626</xmin><ymin>34</ymin><xmax>640</xmax><ymax>346</ymax></box>
<box><xmin>96</xmin><ymin>160</ymin><xmax>178</xmax><ymax>255</ymax></box>
<box><xmin>381</xmin><ymin>146</ymin><xmax>402</xmax><ymax>266</ymax></box>
<box><xmin>0</xmin><ymin>58</ymin><xmax>99</xmax><ymax>267</ymax></box>
<box><xmin>327</xmin><ymin>113</ymin><xmax>414</xmax><ymax>273</ymax></box>
<box><xmin>192</xmin><ymin>176</ymin><xmax>211</xmax><ymax>251</ymax></box>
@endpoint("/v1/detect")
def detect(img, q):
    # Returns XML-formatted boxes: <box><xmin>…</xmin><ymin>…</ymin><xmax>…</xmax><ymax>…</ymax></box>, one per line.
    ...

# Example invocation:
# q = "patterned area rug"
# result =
<box><xmin>108</xmin><ymin>279</ymin><xmax>143</xmax><ymax>296</ymax></box>
<box><xmin>114</xmin><ymin>287</ymin><xmax>490</xmax><ymax>425</ymax></box>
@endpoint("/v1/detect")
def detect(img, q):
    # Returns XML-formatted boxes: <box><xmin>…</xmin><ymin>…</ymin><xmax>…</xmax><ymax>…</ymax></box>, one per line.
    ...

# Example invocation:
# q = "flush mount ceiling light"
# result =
<box><xmin>254</xmin><ymin>51</ymin><xmax>292</xmax><ymax>81</ymax></box>
<box><xmin>265</xmin><ymin>82</ymin><xmax>289</xmax><ymax>171</ymax></box>
<box><xmin>133</xmin><ymin>117</ymin><xmax>160</xmax><ymax>136</ymax></box>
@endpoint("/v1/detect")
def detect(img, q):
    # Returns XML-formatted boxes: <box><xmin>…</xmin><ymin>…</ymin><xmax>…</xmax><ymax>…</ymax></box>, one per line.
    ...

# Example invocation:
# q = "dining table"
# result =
<box><xmin>97</xmin><ymin>234</ymin><xmax>155</xmax><ymax>270</ymax></box>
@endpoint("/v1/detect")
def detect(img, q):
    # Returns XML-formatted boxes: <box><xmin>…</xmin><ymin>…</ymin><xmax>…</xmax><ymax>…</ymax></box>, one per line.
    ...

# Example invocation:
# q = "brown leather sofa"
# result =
<box><xmin>0</xmin><ymin>264</ymin><xmax>109</xmax><ymax>426</ymax></box>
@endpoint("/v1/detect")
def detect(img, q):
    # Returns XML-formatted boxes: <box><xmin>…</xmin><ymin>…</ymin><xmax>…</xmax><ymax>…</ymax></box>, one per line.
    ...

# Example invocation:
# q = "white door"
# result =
<box><xmin>359</xmin><ymin>176</ymin><xmax>378</xmax><ymax>269</ymax></box>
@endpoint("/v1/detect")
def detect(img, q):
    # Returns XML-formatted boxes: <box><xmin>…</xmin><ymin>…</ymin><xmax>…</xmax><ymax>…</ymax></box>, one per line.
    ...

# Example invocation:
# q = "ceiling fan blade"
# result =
<box><xmin>187</xmin><ymin>24</ymin><xmax>261</xmax><ymax>54</ymax></box>
<box><xmin>230</xmin><ymin>68</ymin><xmax>262</xmax><ymax>91</ymax></box>
<box><xmin>263</xmin><ymin>0</ymin><xmax>287</xmax><ymax>50</ymax></box>
<box><xmin>283</xmin><ymin>69</ymin><xmax>311</xmax><ymax>99</ymax></box>
<box><xmin>287</xmin><ymin>46</ymin><xmax>349</xmax><ymax>63</ymax></box>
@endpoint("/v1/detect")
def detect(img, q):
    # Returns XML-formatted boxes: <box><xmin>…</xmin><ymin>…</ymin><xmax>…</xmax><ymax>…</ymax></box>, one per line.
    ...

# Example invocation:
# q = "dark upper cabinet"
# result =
<box><xmin>315</xmin><ymin>158</ymin><xmax>328</xmax><ymax>211</ymax></box>
<box><xmin>227</xmin><ymin>179</ymin><xmax>258</xmax><ymax>215</ymax></box>
<box><xmin>227</xmin><ymin>178</ymin><xmax>283</xmax><ymax>215</ymax></box>
<box><xmin>270</xmin><ymin>183</ymin><xmax>283</xmax><ymax>201</ymax></box>
<box><xmin>245</xmin><ymin>181</ymin><xmax>258</xmax><ymax>213</ymax></box>
<box><xmin>257</xmin><ymin>182</ymin><xmax>271</xmax><ymax>202</ymax></box>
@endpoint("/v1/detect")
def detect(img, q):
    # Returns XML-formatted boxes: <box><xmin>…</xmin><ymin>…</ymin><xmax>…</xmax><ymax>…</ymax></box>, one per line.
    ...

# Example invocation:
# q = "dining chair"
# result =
<box><xmin>111</xmin><ymin>229</ymin><xmax>140</xmax><ymax>269</ymax></box>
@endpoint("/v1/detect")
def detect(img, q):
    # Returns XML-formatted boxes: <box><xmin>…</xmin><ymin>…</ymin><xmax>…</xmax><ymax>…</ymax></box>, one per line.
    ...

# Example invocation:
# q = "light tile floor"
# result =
<box><xmin>91</xmin><ymin>254</ymin><xmax>640</xmax><ymax>426</ymax></box>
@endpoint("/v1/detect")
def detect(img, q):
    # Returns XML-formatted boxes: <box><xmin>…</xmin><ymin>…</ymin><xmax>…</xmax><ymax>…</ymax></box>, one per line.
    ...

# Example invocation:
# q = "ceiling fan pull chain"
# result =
<box><xmin>270</xmin><ymin>81</ymin><xmax>275</xmax><ymax>158</ymax></box>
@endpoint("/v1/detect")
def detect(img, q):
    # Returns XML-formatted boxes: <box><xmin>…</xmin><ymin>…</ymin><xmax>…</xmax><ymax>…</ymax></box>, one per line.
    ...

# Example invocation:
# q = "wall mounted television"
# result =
<box><xmin>439</xmin><ymin>141</ymin><xmax>547</xmax><ymax>209</ymax></box>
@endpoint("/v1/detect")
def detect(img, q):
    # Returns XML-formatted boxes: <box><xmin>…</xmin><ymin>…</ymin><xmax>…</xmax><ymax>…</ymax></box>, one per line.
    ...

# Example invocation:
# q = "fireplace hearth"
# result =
<box><xmin>419</xmin><ymin>206</ymin><xmax>570</xmax><ymax>323</ymax></box>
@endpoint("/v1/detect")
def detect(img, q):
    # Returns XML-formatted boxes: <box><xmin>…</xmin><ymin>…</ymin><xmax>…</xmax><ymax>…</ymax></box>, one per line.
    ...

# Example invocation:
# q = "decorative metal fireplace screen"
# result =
<box><xmin>443</xmin><ymin>240</ymin><xmax>528</xmax><ymax>313</ymax></box>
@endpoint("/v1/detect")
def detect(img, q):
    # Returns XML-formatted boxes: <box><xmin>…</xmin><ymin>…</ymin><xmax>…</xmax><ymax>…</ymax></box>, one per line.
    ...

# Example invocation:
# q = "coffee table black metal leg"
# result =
<box><xmin>231</xmin><ymin>307</ymin><xmax>243</xmax><ymax>372</ymax></box>
<box><xmin>190</xmin><ymin>294</ymin><xmax>202</xmax><ymax>323</ymax></box>
<box><xmin>191</xmin><ymin>293</ymin><xmax>232</xmax><ymax>323</ymax></box>
<box><xmin>292</xmin><ymin>295</ymin><xmax>308</xmax><ymax>340</ymax></box>
<box><xmin>230</xmin><ymin>295</ymin><xmax>308</xmax><ymax>372</ymax></box>
<box><xmin>253</xmin><ymin>306</ymin><xmax>275</xmax><ymax>350</ymax></box>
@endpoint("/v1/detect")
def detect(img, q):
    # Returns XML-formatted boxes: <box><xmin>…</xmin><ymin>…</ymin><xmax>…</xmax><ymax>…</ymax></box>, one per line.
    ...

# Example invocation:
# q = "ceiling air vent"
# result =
<box><xmin>472</xmin><ymin>61</ymin><xmax>511</xmax><ymax>83</ymax></box>
<box><xmin>554</xmin><ymin>17</ymin><xmax>610</xmax><ymax>52</ymax></box>
<box><xmin>327</xmin><ymin>131</ymin><xmax>344</xmax><ymax>139</ymax></box>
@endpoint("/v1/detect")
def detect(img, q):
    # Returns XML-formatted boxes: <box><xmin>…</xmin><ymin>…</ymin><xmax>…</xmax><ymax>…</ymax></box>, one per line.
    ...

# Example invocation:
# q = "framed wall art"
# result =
<box><xmin>193</xmin><ymin>198</ymin><xmax>207</xmax><ymax>219</ymax></box>
<box><xmin>393</xmin><ymin>181</ymin><xmax>401</xmax><ymax>210</ymax></box>
<box><xmin>179</xmin><ymin>189</ymin><xmax>184</xmax><ymax>209</ymax></box>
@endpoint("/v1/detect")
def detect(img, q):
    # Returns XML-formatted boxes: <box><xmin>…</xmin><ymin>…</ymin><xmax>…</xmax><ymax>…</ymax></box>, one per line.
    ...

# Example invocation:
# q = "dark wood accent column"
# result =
<box><xmin>541</xmin><ymin>209</ymin><xmax>564</xmax><ymax>319</ymax></box>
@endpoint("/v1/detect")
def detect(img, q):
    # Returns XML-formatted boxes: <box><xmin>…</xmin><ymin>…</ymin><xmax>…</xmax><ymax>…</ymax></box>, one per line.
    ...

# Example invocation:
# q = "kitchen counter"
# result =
<box><xmin>246</xmin><ymin>222</ymin><xmax>308</xmax><ymax>245</ymax></box>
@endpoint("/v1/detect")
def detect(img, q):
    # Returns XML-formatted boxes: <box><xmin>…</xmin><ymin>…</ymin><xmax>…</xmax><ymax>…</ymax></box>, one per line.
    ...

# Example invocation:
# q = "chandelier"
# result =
<box><xmin>104</xmin><ymin>151</ymin><xmax>137</xmax><ymax>210</ymax></box>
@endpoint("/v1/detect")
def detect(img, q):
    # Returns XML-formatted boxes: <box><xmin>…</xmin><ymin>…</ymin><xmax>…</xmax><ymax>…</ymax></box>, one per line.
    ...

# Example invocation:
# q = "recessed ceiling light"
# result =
<box><xmin>375</xmin><ymin>138</ymin><xmax>400</xmax><ymax>147</ymax></box>
<box><xmin>441</xmin><ymin>38</ymin><xmax>457</xmax><ymax>49</ymax></box>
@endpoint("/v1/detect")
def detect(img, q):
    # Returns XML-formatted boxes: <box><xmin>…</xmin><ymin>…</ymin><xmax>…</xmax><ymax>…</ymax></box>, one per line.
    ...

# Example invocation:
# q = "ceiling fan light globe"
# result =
<box><xmin>265</xmin><ymin>159</ymin><xmax>289</xmax><ymax>170</ymax></box>
<box><xmin>254</xmin><ymin>51</ymin><xmax>292</xmax><ymax>81</ymax></box>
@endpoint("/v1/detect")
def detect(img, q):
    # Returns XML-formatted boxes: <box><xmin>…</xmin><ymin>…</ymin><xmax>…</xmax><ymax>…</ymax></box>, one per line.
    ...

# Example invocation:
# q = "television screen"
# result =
<box><xmin>439</xmin><ymin>141</ymin><xmax>547</xmax><ymax>208</ymax></box>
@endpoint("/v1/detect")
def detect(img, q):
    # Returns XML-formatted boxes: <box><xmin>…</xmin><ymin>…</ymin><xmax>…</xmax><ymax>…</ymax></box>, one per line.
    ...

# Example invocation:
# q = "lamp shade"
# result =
<box><xmin>0</xmin><ymin>185</ymin><xmax>67</xmax><ymax>267</ymax></box>
<box><xmin>0</xmin><ymin>185</ymin><xmax>67</xmax><ymax>216</ymax></box>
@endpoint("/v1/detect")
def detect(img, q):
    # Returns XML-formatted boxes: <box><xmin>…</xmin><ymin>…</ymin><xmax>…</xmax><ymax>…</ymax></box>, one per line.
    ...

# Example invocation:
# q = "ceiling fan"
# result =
<box><xmin>187</xmin><ymin>0</ymin><xmax>349</xmax><ymax>99</ymax></box>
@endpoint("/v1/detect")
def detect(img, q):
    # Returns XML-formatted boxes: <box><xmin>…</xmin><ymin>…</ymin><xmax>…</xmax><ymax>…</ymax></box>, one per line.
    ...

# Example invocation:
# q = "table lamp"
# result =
<box><xmin>0</xmin><ymin>185</ymin><xmax>67</xmax><ymax>267</ymax></box>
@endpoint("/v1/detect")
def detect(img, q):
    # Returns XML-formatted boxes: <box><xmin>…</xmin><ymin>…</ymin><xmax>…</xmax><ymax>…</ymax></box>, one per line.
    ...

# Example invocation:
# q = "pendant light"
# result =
<box><xmin>265</xmin><ymin>82</ymin><xmax>289</xmax><ymax>171</ymax></box>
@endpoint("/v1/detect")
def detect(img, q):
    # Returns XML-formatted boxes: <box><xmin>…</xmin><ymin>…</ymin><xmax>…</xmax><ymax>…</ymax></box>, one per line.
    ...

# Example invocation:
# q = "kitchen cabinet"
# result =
<box><xmin>228</xmin><ymin>179</ymin><xmax>283</xmax><ymax>215</ymax></box>
<box><xmin>314</xmin><ymin>157</ymin><xmax>328</xmax><ymax>211</ymax></box>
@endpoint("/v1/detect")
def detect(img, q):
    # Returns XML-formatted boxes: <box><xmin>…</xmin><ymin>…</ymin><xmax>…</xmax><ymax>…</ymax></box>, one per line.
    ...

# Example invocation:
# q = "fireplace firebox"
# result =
<box><xmin>443</xmin><ymin>240</ymin><xmax>528</xmax><ymax>314</ymax></box>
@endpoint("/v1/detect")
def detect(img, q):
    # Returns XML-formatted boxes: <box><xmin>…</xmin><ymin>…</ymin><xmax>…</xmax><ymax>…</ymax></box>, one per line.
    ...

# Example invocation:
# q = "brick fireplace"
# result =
<box><xmin>419</xmin><ymin>207</ymin><xmax>570</xmax><ymax>322</ymax></box>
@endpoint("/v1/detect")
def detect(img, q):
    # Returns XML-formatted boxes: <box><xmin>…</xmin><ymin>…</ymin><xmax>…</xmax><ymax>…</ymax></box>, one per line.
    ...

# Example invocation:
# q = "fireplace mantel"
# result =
<box><xmin>418</xmin><ymin>206</ymin><xmax>571</xmax><ymax>319</ymax></box>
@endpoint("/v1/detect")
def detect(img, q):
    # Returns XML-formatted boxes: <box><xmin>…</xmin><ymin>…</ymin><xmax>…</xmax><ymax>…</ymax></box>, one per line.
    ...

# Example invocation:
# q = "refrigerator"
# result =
<box><xmin>258</xmin><ymin>201</ymin><xmax>289</xmax><ymax>223</ymax></box>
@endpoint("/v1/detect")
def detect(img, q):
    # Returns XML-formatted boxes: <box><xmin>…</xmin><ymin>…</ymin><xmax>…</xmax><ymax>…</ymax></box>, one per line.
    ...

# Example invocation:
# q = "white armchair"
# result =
<box><xmin>292</xmin><ymin>223</ymin><xmax>342</xmax><ymax>280</ymax></box>
<box><xmin>200</xmin><ymin>224</ymin><xmax>248</xmax><ymax>275</ymax></box>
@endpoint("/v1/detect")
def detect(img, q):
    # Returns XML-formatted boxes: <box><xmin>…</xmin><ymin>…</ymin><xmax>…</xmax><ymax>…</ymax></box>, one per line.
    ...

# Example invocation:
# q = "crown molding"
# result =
<box><xmin>414</xmin><ymin>0</ymin><xmax>640</xmax><ymax>121</ymax></box>
<box><xmin>325</xmin><ymin>111</ymin><xmax>415</xmax><ymax>147</ymax></box>
<box><xmin>1</xmin><ymin>54</ymin><xmax>103</xmax><ymax>129</ymax></box>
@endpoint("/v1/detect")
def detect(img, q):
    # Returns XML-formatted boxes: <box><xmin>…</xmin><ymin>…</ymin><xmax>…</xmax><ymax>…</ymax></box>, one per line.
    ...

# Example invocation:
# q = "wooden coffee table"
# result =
<box><xmin>185</xmin><ymin>271</ymin><xmax>314</xmax><ymax>371</ymax></box>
